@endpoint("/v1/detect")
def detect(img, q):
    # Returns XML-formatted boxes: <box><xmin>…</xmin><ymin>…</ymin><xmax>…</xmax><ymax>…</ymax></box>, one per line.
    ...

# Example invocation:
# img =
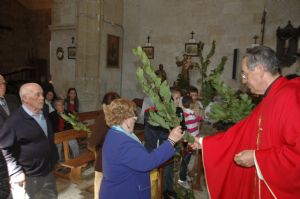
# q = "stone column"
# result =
<box><xmin>75</xmin><ymin>0</ymin><xmax>102</xmax><ymax>111</ymax></box>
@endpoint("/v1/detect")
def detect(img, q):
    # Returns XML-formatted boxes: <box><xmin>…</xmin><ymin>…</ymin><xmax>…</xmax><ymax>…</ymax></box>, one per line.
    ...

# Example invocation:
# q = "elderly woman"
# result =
<box><xmin>99</xmin><ymin>98</ymin><xmax>183</xmax><ymax>199</ymax></box>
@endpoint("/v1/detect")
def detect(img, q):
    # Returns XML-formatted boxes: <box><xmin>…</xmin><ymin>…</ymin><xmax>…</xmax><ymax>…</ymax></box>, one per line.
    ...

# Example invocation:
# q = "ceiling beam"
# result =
<box><xmin>17</xmin><ymin>0</ymin><xmax>53</xmax><ymax>10</ymax></box>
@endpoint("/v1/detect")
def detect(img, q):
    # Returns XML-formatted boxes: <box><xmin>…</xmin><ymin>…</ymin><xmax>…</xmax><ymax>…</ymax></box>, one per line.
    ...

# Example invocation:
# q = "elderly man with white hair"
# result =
<box><xmin>0</xmin><ymin>83</ymin><xmax>58</xmax><ymax>199</ymax></box>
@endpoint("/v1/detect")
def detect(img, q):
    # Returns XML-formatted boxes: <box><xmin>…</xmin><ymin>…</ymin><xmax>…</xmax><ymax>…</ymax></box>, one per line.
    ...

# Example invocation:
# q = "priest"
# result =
<box><xmin>191</xmin><ymin>46</ymin><xmax>300</xmax><ymax>199</ymax></box>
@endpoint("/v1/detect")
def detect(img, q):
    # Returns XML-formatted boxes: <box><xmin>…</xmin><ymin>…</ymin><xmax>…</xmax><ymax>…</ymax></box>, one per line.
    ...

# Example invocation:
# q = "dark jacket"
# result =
<box><xmin>144</xmin><ymin>111</ymin><xmax>169</xmax><ymax>152</ymax></box>
<box><xmin>0</xmin><ymin>107</ymin><xmax>58</xmax><ymax>177</ymax></box>
<box><xmin>144</xmin><ymin>107</ymin><xmax>186</xmax><ymax>152</ymax></box>
<box><xmin>87</xmin><ymin>110</ymin><xmax>108</xmax><ymax>172</ymax></box>
<box><xmin>49</xmin><ymin>110</ymin><xmax>73</xmax><ymax>132</ymax></box>
<box><xmin>0</xmin><ymin>94</ymin><xmax>20</xmax><ymax>129</ymax></box>
<box><xmin>0</xmin><ymin>150</ymin><xmax>10</xmax><ymax>199</ymax></box>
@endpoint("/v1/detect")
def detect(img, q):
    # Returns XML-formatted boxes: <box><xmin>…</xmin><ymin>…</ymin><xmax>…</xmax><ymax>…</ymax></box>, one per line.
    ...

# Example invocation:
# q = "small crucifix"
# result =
<box><xmin>190</xmin><ymin>31</ymin><xmax>195</xmax><ymax>40</ymax></box>
<box><xmin>253</xmin><ymin>35</ymin><xmax>258</xmax><ymax>44</ymax></box>
<box><xmin>147</xmin><ymin>36</ymin><xmax>151</xmax><ymax>44</ymax></box>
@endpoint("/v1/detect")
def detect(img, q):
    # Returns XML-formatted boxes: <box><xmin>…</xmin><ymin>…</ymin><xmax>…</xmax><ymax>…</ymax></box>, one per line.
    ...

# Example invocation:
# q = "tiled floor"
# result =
<box><xmin>57</xmin><ymin>178</ymin><xmax>208</xmax><ymax>199</ymax></box>
<box><xmin>57</xmin><ymin>167</ymin><xmax>94</xmax><ymax>199</ymax></box>
<box><xmin>57</xmin><ymin>161</ymin><xmax>209</xmax><ymax>199</ymax></box>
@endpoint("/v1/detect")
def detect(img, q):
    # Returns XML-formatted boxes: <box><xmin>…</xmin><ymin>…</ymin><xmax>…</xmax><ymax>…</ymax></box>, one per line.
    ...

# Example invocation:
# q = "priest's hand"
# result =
<box><xmin>188</xmin><ymin>139</ymin><xmax>202</xmax><ymax>150</ymax></box>
<box><xmin>234</xmin><ymin>150</ymin><xmax>255</xmax><ymax>167</ymax></box>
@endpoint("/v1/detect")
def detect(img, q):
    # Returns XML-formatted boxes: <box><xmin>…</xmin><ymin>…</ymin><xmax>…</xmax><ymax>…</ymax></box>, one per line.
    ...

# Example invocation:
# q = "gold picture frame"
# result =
<box><xmin>142</xmin><ymin>46</ymin><xmax>154</xmax><ymax>59</ymax></box>
<box><xmin>185</xmin><ymin>43</ymin><xmax>199</xmax><ymax>57</ymax></box>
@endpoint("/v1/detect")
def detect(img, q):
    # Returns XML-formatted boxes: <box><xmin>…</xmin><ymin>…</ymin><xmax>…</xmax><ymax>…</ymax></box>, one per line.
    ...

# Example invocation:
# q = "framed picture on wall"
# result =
<box><xmin>185</xmin><ymin>43</ymin><xmax>199</xmax><ymax>56</ymax></box>
<box><xmin>142</xmin><ymin>46</ymin><xmax>154</xmax><ymax>59</ymax></box>
<box><xmin>107</xmin><ymin>34</ymin><xmax>120</xmax><ymax>68</ymax></box>
<box><xmin>68</xmin><ymin>47</ymin><xmax>76</xmax><ymax>59</ymax></box>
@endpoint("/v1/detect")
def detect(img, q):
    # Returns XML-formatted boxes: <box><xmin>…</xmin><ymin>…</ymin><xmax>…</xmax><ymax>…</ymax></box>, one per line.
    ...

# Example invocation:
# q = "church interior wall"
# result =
<box><xmin>121</xmin><ymin>0</ymin><xmax>300</xmax><ymax>99</ymax></box>
<box><xmin>98</xmin><ymin>0</ymin><xmax>124</xmax><ymax>105</ymax></box>
<box><xmin>0</xmin><ymin>0</ymin><xmax>50</xmax><ymax>79</ymax></box>
<box><xmin>50</xmin><ymin>0</ymin><xmax>124</xmax><ymax>111</ymax></box>
<box><xmin>49</xmin><ymin>0</ymin><xmax>77</xmax><ymax>98</ymax></box>
<box><xmin>1</xmin><ymin>0</ymin><xmax>300</xmax><ymax>111</ymax></box>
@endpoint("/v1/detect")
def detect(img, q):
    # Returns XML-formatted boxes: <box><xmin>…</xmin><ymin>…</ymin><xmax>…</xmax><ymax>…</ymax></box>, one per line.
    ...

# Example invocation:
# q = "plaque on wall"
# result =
<box><xmin>276</xmin><ymin>21</ymin><xmax>300</xmax><ymax>67</ymax></box>
<box><xmin>56</xmin><ymin>47</ymin><xmax>64</xmax><ymax>60</ymax></box>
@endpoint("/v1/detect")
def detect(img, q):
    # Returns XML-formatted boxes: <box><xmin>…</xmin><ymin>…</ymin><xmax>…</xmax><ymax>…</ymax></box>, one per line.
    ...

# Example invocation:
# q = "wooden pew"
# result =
<box><xmin>54</xmin><ymin>129</ymin><xmax>95</xmax><ymax>182</ymax></box>
<box><xmin>76</xmin><ymin>110</ymin><xmax>100</xmax><ymax>129</ymax></box>
<box><xmin>77</xmin><ymin>110</ymin><xmax>100</xmax><ymax>122</ymax></box>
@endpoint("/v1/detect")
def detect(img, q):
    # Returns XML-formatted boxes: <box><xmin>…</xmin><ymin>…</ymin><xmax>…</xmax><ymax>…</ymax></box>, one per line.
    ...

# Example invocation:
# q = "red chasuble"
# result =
<box><xmin>202</xmin><ymin>77</ymin><xmax>300</xmax><ymax>199</ymax></box>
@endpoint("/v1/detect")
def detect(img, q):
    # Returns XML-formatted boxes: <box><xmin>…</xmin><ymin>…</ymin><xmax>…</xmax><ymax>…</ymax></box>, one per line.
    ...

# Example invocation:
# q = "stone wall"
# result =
<box><xmin>122</xmin><ymin>0</ymin><xmax>300</xmax><ymax>99</ymax></box>
<box><xmin>50</xmin><ymin>0</ymin><xmax>124</xmax><ymax>111</ymax></box>
<box><xmin>50</xmin><ymin>0</ymin><xmax>300</xmax><ymax>111</ymax></box>
<box><xmin>49</xmin><ymin>0</ymin><xmax>77</xmax><ymax>98</ymax></box>
<box><xmin>98</xmin><ymin>0</ymin><xmax>124</xmax><ymax>103</ymax></box>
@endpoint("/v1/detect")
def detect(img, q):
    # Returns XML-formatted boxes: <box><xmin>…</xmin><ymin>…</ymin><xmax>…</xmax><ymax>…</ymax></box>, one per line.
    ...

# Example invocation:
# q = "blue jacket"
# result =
<box><xmin>99</xmin><ymin>128</ymin><xmax>175</xmax><ymax>199</ymax></box>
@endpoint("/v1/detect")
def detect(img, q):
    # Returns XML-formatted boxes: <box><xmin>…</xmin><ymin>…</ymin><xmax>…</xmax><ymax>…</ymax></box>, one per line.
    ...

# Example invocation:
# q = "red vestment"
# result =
<box><xmin>202</xmin><ymin>77</ymin><xmax>300</xmax><ymax>199</ymax></box>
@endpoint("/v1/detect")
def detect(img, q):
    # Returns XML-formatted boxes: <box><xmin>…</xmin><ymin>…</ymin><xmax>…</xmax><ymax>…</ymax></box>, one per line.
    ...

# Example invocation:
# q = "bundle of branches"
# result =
<box><xmin>195</xmin><ymin>40</ymin><xmax>227</xmax><ymax>107</ymax></box>
<box><xmin>133</xmin><ymin>47</ymin><xmax>196</xmax><ymax>198</ymax></box>
<box><xmin>207</xmin><ymin>73</ymin><xmax>254</xmax><ymax>126</ymax></box>
<box><xmin>59</xmin><ymin>113</ymin><xmax>91</xmax><ymax>133</ymax></box>
<box><xmin>201</xmin><ymin>56</ymin><xmax>227</xmax><ymax>108</ymax></box>
<box><xmin>133</xmin><ymin>47</ymin><xmax>194</xmax><ymax>143</ymax></box>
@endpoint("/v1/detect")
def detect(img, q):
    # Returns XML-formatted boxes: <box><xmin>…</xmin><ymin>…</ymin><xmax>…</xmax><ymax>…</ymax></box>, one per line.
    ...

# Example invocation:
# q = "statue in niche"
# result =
<box><xmin>175</xmin><ymin>54</ymin><xmax>199</xmax><ymax>91</ymax></box>
<box><xmin>176</xmin><ymin>54</ymin><xmax>193</xmax><ymax>81</ymax></box>
<box><xmin>155</xmin><ymin>64</ymin><xmax>167</xmax><ymax>83</ymax></box>
<box><xmin>276</xmin><ymin>21</ymin><xmax>300</xmax><ymax>67</ymax></box>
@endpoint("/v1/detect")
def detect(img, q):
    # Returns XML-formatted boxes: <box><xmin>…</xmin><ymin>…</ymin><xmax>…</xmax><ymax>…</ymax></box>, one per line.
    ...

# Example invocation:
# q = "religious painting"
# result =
<box><xmin>107</xmin><ymin>34</ymin><xmax>120</xmax><ymax>68</ymax></box>
<box><xmin>276</xmin><ymin>21</ymin><xmax>300</xmax><ymax>67</ymax></box>
<box><xmin>185</xmin><ymin>43</ymin><xmax>199</xmax><ymax>57</ymax></box>
<box><xmin>142</xmin><ymin>46</ymin><xmax>154</xmax><ymax>59</ymax></box>
<box><xmin>68</xmin><ymin>47</ymin><xmax>76</xmax><ymax>59</ymax></box>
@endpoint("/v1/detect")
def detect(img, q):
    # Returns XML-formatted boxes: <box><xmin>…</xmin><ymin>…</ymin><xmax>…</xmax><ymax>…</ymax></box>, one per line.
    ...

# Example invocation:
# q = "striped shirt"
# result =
<box><xmin>183</xmin><ymin>108</ymin><xmax>203</xmax><ymax>137</ymax></box>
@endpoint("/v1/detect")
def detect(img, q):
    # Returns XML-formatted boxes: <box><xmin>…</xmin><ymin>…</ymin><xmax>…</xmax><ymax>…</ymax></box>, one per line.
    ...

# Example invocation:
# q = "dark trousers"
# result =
<box><xmin>162</xmin><ymin>164</ymin><xmax>174</xmax><ymax>193</ymax></box>
<box><xmin>179</xmin><ymin>153</ymin><xmax>192</xmax><ymax>181</ymax></box>
<box><xmin>26</xmin><ymin>172</ymin><xmax>57</xmax><ymax>199</ymax></box>
<box><xmin>0</xmin><ymin>151</ymin><xmax>10</xmax><ymax>199</ymax></box>
<box><xmin>10</xmin><ymin>172</ymin><xmax>57</xmax><ymax>199</ymax></box>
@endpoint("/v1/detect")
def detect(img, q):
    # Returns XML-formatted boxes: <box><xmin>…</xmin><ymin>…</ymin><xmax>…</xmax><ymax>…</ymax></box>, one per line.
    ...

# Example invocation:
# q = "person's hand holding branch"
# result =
<box><xmin>168</xmin><ymin>126</ymin><xmax>183</xmax><ymax>146</ymax></box>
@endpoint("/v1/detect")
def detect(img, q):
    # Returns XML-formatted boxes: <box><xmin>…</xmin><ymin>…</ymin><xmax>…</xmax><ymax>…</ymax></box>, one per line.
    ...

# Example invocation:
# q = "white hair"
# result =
<box><xmin>19</xmin><ymin>83</ymin><xmax>41</xmax><ymax>101</ymax></box>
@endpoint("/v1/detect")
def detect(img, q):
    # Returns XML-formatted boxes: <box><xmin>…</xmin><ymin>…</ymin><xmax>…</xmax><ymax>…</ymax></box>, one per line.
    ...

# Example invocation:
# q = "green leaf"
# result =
<box><xmin>59</xmin><ymin>113</ymin><xmax>91</xmax><ymax>133</ymax></box>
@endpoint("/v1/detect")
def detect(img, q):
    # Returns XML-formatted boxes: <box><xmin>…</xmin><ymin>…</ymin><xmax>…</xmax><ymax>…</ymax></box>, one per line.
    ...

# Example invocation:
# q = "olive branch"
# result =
<box><xmin>59</xmin><ymin>112</ymin><xmax>91</xmax><ymax>133</ymax></box>
<box><xmin>133</xmin><ymin>47</ymin><xmax>194</xmax><ymax>143</ymax></box>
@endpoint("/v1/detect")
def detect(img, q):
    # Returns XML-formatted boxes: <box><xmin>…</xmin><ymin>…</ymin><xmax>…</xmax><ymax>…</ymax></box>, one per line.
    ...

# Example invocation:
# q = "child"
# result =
<box><xmin>188</xmin><ymin>86</ymin><xmax>204</xmax><ymax>118</ymax></box>
<box><xmin>178</xmin><ymin>95</ymin><xmax>203</xmax><ymax>189</ymax></box>
<box><xmin>182</xmin><ymin>95</ymin><xmax>203</xmax><ymax>137</ymax></box>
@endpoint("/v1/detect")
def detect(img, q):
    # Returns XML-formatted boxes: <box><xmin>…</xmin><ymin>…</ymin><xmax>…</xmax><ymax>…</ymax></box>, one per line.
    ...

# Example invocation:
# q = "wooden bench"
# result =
<box><xmin>77</xmin><ymin>110</ymin><xmax>100</xmax><ymax>121</ymax></box>
<box><xmin>54</xmin><ymin>129</ymin><xmax>95</xmax><ymax>182</ymax></box>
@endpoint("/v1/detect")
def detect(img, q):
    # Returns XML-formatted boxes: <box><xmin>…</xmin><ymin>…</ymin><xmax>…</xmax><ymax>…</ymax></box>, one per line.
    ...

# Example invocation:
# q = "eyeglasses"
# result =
<box><xmin>241</xmin><ymin>72</ymin><xmax>247</xmax><ymax>80</ymax></box>
<box><xmin>132</xmin><ymin>116</ymin><xmax>138</xmax><ymax>121</ymax></box>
